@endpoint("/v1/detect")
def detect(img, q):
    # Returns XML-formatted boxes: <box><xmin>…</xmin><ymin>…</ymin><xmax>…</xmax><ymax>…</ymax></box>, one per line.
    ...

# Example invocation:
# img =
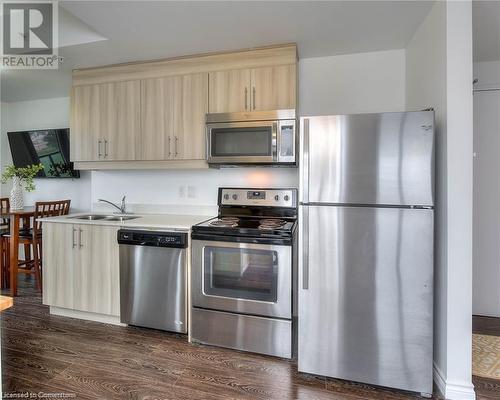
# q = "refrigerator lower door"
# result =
<box><xmin>298</xmin><ymin>205</ymin><xmax>433</xmax><ymax>394</ymax></box>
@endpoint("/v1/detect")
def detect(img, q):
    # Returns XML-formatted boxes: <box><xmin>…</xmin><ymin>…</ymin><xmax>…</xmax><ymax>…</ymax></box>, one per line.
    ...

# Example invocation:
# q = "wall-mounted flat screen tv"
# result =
<box><xmin>7</xmin><ymin>129</ymin><xmax>80</xmax><ymax>178</ymax></box>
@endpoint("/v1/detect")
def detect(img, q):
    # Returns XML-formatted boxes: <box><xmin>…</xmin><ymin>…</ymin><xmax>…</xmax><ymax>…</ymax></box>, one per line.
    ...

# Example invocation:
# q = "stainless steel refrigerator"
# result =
<box><xmin>298</xmin><ymin>111</ymin><xmax>434</xmax><ymax>395</ymax></box>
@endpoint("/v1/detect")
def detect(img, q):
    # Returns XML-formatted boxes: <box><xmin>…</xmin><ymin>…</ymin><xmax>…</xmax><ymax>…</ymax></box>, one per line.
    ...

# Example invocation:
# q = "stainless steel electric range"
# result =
<box><xmin>191</xmin><ymin>188</ymin><xmax>298</xmax><ymax>359</ymax></box>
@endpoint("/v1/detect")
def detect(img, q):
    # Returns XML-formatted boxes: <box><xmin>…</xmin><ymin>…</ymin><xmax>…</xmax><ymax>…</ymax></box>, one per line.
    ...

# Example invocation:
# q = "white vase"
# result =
<box><xmin>10</xmin><ymin>176</ymin><xmax>24</xmax><ymax>210</ymax></box>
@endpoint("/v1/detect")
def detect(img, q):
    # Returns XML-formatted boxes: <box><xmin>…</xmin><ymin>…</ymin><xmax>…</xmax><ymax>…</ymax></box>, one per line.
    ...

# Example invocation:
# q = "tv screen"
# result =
<box><xmin>7</xmin><ymin>129</ymin><xmax>80</xmax><ymax>178</ymax></box>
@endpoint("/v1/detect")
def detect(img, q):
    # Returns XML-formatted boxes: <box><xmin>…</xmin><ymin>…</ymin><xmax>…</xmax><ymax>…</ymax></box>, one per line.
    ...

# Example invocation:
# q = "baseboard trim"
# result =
<box><xmin>50</xmin><ymin>306</ymin><xmax>126</xmax><ymax>326</ymax></box>
<box><xmin>433</xmin><ymin>363</ymin><xmax>476</xmax><ymax>400</ymax></box>
<box><xmin>434</xmin><ymin>363</ymin><xmax>447</xmax><ymax>397</ymax></box>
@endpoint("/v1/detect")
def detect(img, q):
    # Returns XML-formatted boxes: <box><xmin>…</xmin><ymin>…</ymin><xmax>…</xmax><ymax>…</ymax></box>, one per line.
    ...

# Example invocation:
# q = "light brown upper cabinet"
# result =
<box><xmin>70</xmin><ymin>85</ymin><xmax>99</xmax><ymax>161</ymax></box>
<box><xmin>100</xmin><ymin>81</ymin><xmax>141</xmax><ymax>161</ymax></box>
<box><xmin>141</xmin><ymin>76</ymin><xmax>175</xmax><ymax>160</ymax></box>
<box><xmin>141</xmin><ymin>72</ymin><xmax>208</xmax><ymax>160</ymax></box>
<box><xmin>71</xmin><ymin>44</ymin><xmax>297</xmax><ymax>169</ymax></box>
<box><xmin>208</xmin><ymin>64</ymin><xmax>296</xmax><ymax>114</ymax></box>
<box><xmin>173</xmin><ymin>73</ymin><xmax>209</xmax><ymax>160</ymax></box>
<box><xmin>70</xmin><ymin>80</ymin><xmax>141</xmax><ymax>162</ymax></box>
<box><xmin>250</xmin><ymin>64</ymin><xmax>296</xmax><ymax>111</ymax></box>
<box><xmin>208</xmin><ymin>69</ymin><xmax>251</xmax><ymax>113</ymax></box>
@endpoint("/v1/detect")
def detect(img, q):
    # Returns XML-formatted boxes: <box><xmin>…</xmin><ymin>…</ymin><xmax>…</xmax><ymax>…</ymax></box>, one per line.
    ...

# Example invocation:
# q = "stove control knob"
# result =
<box><xmin>232</xmin><ymin>194</ymin><xmax>238</xmax><ymax>200</ymax></box>
<box><xmin>284</xmin><ymin>195</ymin><xmax>290</xmax><ymax>202</ymax></box>
<box><xmin>223</xmin><ymin>194</ymin><xmax>230</xmax><ymax>200</ymax></box>
<box><xmin>274</xmin><ymin>195</ymin><xmax>280</xmax><ymax>201</ymax></box>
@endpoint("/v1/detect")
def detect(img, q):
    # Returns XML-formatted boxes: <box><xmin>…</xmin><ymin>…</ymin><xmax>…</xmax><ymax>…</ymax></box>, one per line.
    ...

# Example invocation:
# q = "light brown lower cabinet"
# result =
<box><xmin>43</xmin><ymin>223</ymin><xmax>120</xmax><ymax>317</ymax></box>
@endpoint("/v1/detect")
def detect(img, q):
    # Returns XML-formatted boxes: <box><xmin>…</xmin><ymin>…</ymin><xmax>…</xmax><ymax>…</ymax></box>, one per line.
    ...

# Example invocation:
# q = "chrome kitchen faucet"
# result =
<box><xmin>98</xmin><ymin>195</ymin><xmax>128</xmax><ymax>214</ymax></box>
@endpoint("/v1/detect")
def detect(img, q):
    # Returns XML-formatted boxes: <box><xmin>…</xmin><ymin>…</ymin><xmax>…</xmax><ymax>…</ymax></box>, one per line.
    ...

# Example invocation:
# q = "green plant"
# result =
<box><xmin>1</xmin><ymin>164</ymin><xmax>44</xmax><ymax>192</ymax></box>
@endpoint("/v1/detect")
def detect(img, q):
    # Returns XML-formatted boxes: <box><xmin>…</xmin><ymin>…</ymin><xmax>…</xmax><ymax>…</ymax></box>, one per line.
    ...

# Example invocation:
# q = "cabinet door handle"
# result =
<box><xmin>175</xmin><ymin>136</ymin><xmax>178</xmax><ymax>157</ymax></box>
<box><xmin>98</xmin><ymin>140</ymin><xmax>102</xmax><ymax>158</ymax></box>
<box><xmin>104</xmin><ymin>140</ymin><xmax>108</xmax><ymax>158</ymax></box>
<box><xmin>252</xmin><ymin>87</ymin><xmax>256</xmax><ymax>110</ymax></box>
<box><xmin>72</xmin><ymin>227</ymin><xmax>77</xmax><ymax>249</ymax></box>
<box><xmin>79</xmin><ymin>229</ymin><xmax>83</xmax><ymax>249</ymax></box>
<box><xmin>168</xmin><ymin>136</ymin><xmax>172</xmax><ymax>158</ymax></box>
<box><xmin>244</xmin><ymin>87</ymin><xmax>248</xmax><ymax>110</ymax></box>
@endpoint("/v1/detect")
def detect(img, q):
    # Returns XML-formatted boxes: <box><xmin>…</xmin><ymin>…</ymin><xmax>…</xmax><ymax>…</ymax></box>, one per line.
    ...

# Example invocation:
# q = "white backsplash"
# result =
<box><xmin>90</xmin><ymin>167</ymin><xmax>299</xmax><ymax>214</ymax></box>
<box><xmin>91</xmin><ymin>202</ymin><xmax>217</xmax><ymax>216</ymax></box>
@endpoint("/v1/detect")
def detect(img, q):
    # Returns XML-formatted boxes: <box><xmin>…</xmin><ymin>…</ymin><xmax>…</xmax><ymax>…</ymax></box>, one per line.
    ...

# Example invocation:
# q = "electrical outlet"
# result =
<box><xmin>179</xmin><ymin>186</ymin><xmax>186</xmax><ymax>198</ymax></box>
<box><xmin>187</xmin><ymin>186</ymin><xmax>196</xmax><ymax>199</ymax></box>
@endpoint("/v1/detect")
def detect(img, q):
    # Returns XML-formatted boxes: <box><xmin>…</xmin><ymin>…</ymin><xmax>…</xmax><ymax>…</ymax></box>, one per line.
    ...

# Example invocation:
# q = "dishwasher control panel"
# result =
<box><xmin>118</xmin><ymin>229</ymin><xmax>187</xmax><ymax>248</ymax></box>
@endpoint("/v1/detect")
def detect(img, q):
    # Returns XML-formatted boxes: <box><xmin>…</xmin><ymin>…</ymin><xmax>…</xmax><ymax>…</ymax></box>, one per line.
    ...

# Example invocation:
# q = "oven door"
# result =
<box><xmin>192</xmin><ymin>240</ymin><xmax>292</xmax><ymax>319</ymax></box>
<box><xmin>207</xmin><ymin>121</ymin><xmax>277</xmax><ymax>164</ymax></box>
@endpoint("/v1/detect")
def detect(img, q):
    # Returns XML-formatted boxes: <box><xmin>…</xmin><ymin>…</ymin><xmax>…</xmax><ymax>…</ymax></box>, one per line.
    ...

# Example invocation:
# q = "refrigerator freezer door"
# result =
<box><xmin>298</xmin><ymin>205</ymin><xmax>433</xmax><ymax>394</ymax></box>
<box><xmin>301</xmin><ymin>112</ymin><xmax>434</xmax><ymax>206</ymax></box>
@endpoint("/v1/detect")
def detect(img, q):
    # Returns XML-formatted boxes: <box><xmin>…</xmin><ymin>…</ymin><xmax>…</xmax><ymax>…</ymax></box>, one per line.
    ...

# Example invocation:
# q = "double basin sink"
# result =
<box><xmin>70</xmin><ymin>214</ymin><xmax>140</xmax><ymax>222</ymax></box>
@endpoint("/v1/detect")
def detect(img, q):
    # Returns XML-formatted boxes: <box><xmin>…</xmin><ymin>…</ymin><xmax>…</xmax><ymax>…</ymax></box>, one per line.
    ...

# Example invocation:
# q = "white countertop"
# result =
<box><xmin>40</xmin><ymin>212</ymin><xmax>211</xmax><ymax>231</ymax></box>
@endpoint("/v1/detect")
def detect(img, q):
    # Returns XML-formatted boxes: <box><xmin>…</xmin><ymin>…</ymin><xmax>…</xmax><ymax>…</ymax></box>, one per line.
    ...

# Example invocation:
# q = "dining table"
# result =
<box><xmin>0</xmin><ymin>206</ymin><xmax>35</xmax><ymax>296</ymax></box>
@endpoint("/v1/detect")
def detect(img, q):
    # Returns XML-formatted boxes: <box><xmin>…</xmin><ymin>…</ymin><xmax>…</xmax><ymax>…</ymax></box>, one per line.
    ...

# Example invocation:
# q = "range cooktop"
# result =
<box><xmin>192</xmin><ymin>188</ymin><xmax>298</xmax><ymax>244</ymax></box>
<box><xmin>193</xmin><ymin>216</ymin><xmax>296</xmax><ymax>237</ymax></box>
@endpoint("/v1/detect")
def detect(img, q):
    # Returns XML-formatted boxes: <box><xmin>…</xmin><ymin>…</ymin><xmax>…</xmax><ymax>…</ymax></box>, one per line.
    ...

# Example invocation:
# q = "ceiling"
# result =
<box><xmin>1</xmin><ymin>0</ymin><xmax>492</xmax><ymax>103</ymax></box>
<box><xmin>0</xmin><ymin>0</ymin><xmax>437</xmax><ymax>102</ymax></box>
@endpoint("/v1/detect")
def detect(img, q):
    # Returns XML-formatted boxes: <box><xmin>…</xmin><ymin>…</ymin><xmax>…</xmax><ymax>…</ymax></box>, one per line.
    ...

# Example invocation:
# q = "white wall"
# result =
<box><xmin>445</xmin><ymin>3</ymin><xmax>474</xmax><ymax>398</ymax></box>
<box><xmin>0</xmin><ymin>97</ymin><xmax>91</xmax><ymax>211</ymax></box>
<box><xmin>92</xmin><ymin>168</ymin><xmax>297</xmax><ymax>213</ymax></box>
<box><xmin>474</xmin><ymin>60</ymin><xmax>500</xmax><ymax>89</ymax></box>
<box><xmin>472</xmin><ymin>60</ymin><xmax>500</xmax><ymax>317</ymax></box>
<box><xmin>406</xmin><ymin>2</ymin><xmax>475</xmax><ymax>400</ymax></box>
<box><xmin>299</xmin><ymin>49</ymin><xmax>406</xmax><ymax>116</ymax></box>
<box><xmin>405</xmin><ymin>1</ymin><xmax>448</xmax><ymax>393</ymax></box>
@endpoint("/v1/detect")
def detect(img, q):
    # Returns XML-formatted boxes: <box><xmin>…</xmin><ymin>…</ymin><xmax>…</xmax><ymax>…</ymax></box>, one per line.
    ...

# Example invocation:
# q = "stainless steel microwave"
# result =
<box><xmin>206</xmin><ymin>110</ymin><xmax>297</xmax><ymax>166</ymax></box>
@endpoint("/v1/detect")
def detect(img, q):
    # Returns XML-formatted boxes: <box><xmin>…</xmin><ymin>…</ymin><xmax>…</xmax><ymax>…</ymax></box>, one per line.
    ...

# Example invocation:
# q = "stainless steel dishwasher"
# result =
<box><xmin>118</xmin><ymin>229</ymin><xmax>188</xmax><ymax>333</ymax></box>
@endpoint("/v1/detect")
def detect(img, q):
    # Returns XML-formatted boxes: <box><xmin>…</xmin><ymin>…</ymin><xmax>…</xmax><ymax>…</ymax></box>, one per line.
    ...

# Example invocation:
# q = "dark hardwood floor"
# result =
<box><xmin>473</xmin><ymin>376</ymin><xmax>500</xmax><ymax>400</ymax></box>
<box><xmin>0</xmin><ymin>279</ymin><xmax>473</xmax><ymax>399</ymax></box>
<box><xmin>473</xmin><ymin>315</ymin><xmax>500</xmax><ymax>336</ymax></box>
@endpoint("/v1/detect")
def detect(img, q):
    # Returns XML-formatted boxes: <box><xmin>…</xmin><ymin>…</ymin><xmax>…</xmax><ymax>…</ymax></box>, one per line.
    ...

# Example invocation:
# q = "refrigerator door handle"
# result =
<box><xmin>302</xmin><ymin>206</ymin><xmax>309</xmax><ymax>290</ymax></box>
<box><xmin>301</xmin><ymin>118</ymin><xmax>310</xmax><ymax>203</ymax></box>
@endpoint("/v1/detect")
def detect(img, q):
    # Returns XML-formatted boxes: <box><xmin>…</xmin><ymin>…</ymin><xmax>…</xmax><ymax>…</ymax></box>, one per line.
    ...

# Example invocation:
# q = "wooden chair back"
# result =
<box><xmin>33</xmin><ymin>200</ymin><xmax>71</xmax><ymax>235</ymax></box>
<box><xmin>1</xmin><ymin>197</ymin><xmax>10</xmax><ymax>226</ymax></box>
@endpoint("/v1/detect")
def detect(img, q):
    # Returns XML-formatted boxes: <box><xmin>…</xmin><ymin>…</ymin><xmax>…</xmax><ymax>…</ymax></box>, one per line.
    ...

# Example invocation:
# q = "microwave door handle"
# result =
<box><xmin>272</xmin><ymin>122</ymin><xmax>278</xmax><ymax>161</ymax></box>
<box><xmin>206</xmin><ymin>127</ymin><xmax>212</xmax><ymax>161</ymax></box>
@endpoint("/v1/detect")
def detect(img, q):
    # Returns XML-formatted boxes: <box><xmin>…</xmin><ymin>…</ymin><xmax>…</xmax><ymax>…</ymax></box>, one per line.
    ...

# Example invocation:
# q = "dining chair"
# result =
<box><xmin>1</xmin><ymin>199</ymin><xmax>71</xmax><ymax>292</ymax></box>
<box><xmin>0</xmin><ymin>198</ymin><xmax>10</xmax><ymax>288</ymax></box>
